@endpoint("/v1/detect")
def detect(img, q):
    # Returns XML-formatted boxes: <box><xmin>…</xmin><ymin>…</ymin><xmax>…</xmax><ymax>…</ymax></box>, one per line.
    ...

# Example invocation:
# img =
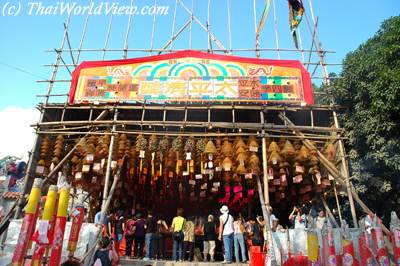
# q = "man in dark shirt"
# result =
<box><xmin>143</xmin><ymin>211</ymin><xmax>157</xmax><ymax>260</ymax></box>
<box><xmin>203</xmin><ymin>214</ymin><xmax>216</xmax><ymax>262</ymax></box>
<box><xmin>113</xmin><ymin>210</ymin><xmax>125</xmax><ymax>251</ymax></box>
<box><xmin>133</xmin><ymin>213</ymin><xmax>146</xmax><ymax>258</ymax></box>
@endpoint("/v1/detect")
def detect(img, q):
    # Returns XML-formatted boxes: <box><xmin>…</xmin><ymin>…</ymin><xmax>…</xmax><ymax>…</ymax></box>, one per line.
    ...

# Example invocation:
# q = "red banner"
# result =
<box><xmin>67</xmin><ymin>206</ymin><xmax>85</xmax><ymax>253</ymax></box>
<box><xmin>342</xmin><ymin>239</ymin><xmax>359</xmax><ymax>266</ymax></box>
<box><xmin>11</xmin><ymin>213</ymin><xmax>36</xmax><ymax>266</ymax></box>
<box><xmin>49</xmin><ymin>217</ymin><xmax>67</xmax><ymax>266</ymax></box>
<box><xmin>391</xmin><ymin>228</ymin><xmax>400</xmax><ymax>265</ymax></box>
<box><xmin>69</xmin><ymin>50</ymin><xmax>313</xmax><ymax>105</ymax></box>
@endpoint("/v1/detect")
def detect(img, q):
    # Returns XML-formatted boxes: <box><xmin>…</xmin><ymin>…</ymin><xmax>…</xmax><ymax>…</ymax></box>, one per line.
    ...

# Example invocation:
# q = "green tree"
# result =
<box><xmin>330</xmin><ymin>16</ymin><xmax>400</xmax><ymax>223</ymax></box>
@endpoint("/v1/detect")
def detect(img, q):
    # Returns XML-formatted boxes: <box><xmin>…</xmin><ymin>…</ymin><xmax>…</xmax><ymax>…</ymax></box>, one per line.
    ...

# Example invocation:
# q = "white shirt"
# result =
<box><xmin>220</xmin><ymin>213</ymin><xmax>234</xmax><ymax>235</ymax></box>
<box><xmin>294</xmin><ymin>214</ymin><xmax>306</xmax><ymax>229</ymax></box>
<box><xmin>269</xmin><ymin>214</ymin><xmax>278</xmax><ymax>228</ymax></box>
<box><xmin>316</xmin><ymin>216</ymin><xmax>326</xmax><ymax>229</ymax></box>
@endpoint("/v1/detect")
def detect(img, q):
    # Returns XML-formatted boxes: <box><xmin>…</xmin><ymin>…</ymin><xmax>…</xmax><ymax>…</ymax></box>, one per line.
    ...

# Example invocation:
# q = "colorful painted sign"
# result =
<box><xmin>69</xmin><ymin>50</ymin><xmax>313</xmax><ymax>105</ymax></box>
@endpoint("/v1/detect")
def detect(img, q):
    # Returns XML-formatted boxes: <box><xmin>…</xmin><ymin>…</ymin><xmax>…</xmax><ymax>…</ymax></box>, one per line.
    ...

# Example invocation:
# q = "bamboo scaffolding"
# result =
<box><xmin>45</xmin><ymin>47</ymin><xmax>336</xmax><ymax>53</ymax></box>
<box><xmin>14</xmin><ymin>12</ymin><xmax>73</xmax><ymax>218</ymax></box>
<box><xmin>279</xmin><ymin>112</ymin><xmax>391</xmax><ymax>234</ymax></box>
<box><xmin>41</xmin><ymin>109</ymin><xmax>108</xmax><ymax>185</ymax></box>
<box><xmin>34</xmin><ymin>120</ymin><xmax>343</xmax><ymax>133</ymax></box>
<box><xmin>35</xmin><ymin>130</ymin><xmax>339</xmax><ymax>141</ymax></box>
<box><xmin>99</xmin><ymin>109</ymin><xmax>118</xmax><ymax>226</ymax></box>
<box><xmin>333</xmin><ymin>110</ymin><xmax>358</xmax><ymax>227</ymax></box>
<box><xmin>38</xmin><ymin>103</ymin><xmax>341</xmax><ymax>111</ymax></box>
<box><xmin>321</xmin><ymin>197</ymin><xmax>340</xmax><ymax>228</ymax></box>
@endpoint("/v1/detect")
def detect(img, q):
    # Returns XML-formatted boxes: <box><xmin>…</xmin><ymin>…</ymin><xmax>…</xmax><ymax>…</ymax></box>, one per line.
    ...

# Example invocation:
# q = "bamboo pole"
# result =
<box><xmin>333</xmin><ymin>110</ymin><xmax>358</xmax><ymax>228</ymax></box>
<box><xmin>333</xmin><ymin>182</ymin><xmax>343</xmax><ymax>226</ymax></box>
<box><xmin>259</xmin><ymin>110</ymin><xmax>277</xmax><ymax>261</ymax></box>
<box><xmin>45</xmin><ymin>47</ymin><xmax>336</xmax><ymax>53</ymax></box>
<box><xmin>35</xmin><ymin>120</ymin><xmax>343</xmax><ymax>133</ymax></box>
<box><xmin>321</xmin><ymin>197</ymin><xmax>340</xmax><ymax>228</ymax></box>
<box><xmin>79</xmin><ymin>155</ymin><xmax>128</xmax><ymax>265</ymax></box>
<box><xmin>36</xmin><ymin>130</ymin><xmax>339</xmax><ymax>140</ymax></box>
<box><xmin>99</xmin><ymin>109</ymin><xmax>118</xmax><ymax>227</ymax></box>
<box><xmin>39</xmin><ymin>103</ymin><xmax>339</xmax><ymax>111</ymax></box>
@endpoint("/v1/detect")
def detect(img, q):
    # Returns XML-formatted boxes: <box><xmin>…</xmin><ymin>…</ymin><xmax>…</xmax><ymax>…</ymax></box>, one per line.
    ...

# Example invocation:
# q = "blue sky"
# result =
<box><xmin>0</xmin><ymin>0</ymin><xmax>399</xmax><ymax>111</ymax></box>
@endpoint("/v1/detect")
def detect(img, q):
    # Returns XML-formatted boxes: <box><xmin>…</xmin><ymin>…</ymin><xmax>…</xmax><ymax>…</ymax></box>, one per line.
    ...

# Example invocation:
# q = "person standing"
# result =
<box><xmin>171</xmin><ymin>208</ymin><xmax>185</xmax><ymax>261</ymax></box>
<box><xmin>133</xmin><ymin>213</ymin><xmax>146</xmax><ymax>258</ymax></box>
<box><xmin>124</xmin><ymin>215</ymin><xmax>136</xmax><ymax>258</ymax></box>
<box><xmin>155</xmin><ymin>215</ymin><xmax>168</xmax><ymax>260</ymax></box>
<box><xmin>182</xmin><ymin>216</ymin><xmax>195</xmax><ymax>261</ymax></box>
<box><xmin>143</xmin><ymin>211</ymin><xmax>157</xmax><ymax>261</ymax></box>
<box><xmin>218</xmin><ymin>205</ymin><xmax>234</xmax><ymax>264</ymax></box>
<box><xmin>113</xmin><ymin>210</ymin><xmax>125</xmax><ymax>254</ymax></box>
<box><xmin>233</xmin><ymin>217</ymin><xmax>247</xmax><ymax>263</ymax></box>
<box><xmin>94</xmin><ymin>209</ymin><xmax>110</xmax><ymax>236</ymax></box>
<box><xmin>247</xmin><ymin>216</ymin><xmax>263</xmax><ymax>247</ymax></box>
<box><xmin>315</xmin><ymin>209</ymin><xmax>327</xmax><ymax>229</ymax></box>
<box><xmin>203</xmin><ymin>215</ymin><xmax>216</xmax><ymax>262</ymax></box>
<box><xmin>289</xmin><ymin>206</ymin><xmax>307</xmax><ymax>229</ymax></box>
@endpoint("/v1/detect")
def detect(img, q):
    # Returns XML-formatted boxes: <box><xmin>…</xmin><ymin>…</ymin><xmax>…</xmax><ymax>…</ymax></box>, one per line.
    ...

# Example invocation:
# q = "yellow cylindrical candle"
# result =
<box><xmin>42</xmin><ymin>185</ymin><xmax>58</xmax><ymax>220</ymax></box>
<box><xmin>12</xmin><ymin>178</ymin><xmax>42</xmax><ymax>266</ymax></box>
<box><xmin>49</xmin><ymin>186</ymin><xmax>70</xmax><ymax>266</ymax></box>
<box><xmin>31</xmin><ymin>185</ymin><xmax>58</xmax><ymax>266</ymax></box>
<box><xmin>151</xmin><ymin>160</ymin><xmax>155</xmax><ymax>176</ymax></box>
<box><xmin>57</xmin><ymin>186</ymin><xmax>70</xmax><ymax>218</ymax></box>
<box><xmin>25</xmin><ymin>180</ymin><xmax>42</xmax><ymax>215</ymax></box>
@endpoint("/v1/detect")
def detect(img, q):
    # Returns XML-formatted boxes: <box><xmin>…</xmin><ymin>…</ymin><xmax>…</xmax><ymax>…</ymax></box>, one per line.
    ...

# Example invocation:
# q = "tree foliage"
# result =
<box><xmin>329</xmin><ymin>16</ymin><xmax>400</xmax><ymax>222</ymax></box>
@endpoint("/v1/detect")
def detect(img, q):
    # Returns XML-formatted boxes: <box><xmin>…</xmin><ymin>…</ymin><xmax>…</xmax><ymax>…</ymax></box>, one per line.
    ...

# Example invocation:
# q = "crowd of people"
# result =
<box><xmin>93</xmin><ymin>204</ymin><xmax>328</xmax><ymax>265</ymax></box>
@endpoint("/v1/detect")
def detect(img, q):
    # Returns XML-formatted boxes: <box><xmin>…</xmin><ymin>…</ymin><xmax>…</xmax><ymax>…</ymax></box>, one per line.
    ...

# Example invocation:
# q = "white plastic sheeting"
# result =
<box><xmin>0</xmin><ymin>219</ymin><xmax>99</xmax><ymax>265</ymax></box>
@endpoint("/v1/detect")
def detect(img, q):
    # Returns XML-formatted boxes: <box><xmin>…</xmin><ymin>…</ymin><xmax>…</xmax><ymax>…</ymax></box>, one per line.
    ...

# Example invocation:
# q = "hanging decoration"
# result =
<box><xmin>255</xmin><ymin>0</ymin><xmax>272</xmax><ymax>57</ymax></box>
<box><xmin>148</xmin><ymin>135</ymin><xmax>158</xmax><ymax>176</ymax></box>
<box><xmin>288</xmin><ymin>0</ymin><xmax>304</xmax><ymax>49</ymax></box>
<box><xmin>159</xmin><ymin>136</ymin><xmax>169</xmax><ymax>175</ymax></box>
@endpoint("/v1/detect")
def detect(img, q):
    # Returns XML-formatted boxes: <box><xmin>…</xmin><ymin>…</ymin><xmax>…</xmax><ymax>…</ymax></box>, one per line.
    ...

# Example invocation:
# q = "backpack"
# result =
<box><xmin>125</xmin><ymin>219</ymin><xmax>136</xmax><ymax>236</ymax></box>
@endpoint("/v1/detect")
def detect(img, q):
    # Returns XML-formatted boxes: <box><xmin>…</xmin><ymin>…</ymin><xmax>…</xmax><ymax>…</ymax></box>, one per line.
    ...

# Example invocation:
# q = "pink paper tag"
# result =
<box><xmin>233</xmin><ymin>186</ymin><xmax>242</xmax><ymax>193</ymax></box>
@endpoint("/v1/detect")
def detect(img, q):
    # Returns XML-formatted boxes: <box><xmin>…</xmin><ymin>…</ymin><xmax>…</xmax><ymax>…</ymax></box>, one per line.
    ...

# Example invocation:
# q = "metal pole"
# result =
<box><xmin>99</xmin><ymin>109</ymin><xmax>118</xmax><ymax>226</ymax></box>
<box><xmin>333</xmin><ymin>110</ymin><xmax>358</xmax><ymax>227</ymax></box>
